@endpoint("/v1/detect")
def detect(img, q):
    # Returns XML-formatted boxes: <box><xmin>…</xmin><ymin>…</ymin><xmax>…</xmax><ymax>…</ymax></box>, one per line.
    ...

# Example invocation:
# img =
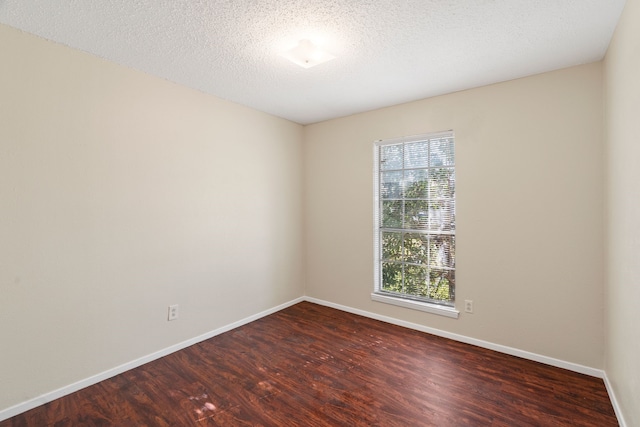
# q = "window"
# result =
<box><xmin>373</xmin><ymin>131</ymin><xmax>457</xmax><ymax>317</ymax></box>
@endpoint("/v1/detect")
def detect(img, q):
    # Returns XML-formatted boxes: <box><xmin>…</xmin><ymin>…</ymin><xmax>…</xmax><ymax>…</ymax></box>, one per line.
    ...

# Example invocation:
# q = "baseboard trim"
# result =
<box><xmin>2</xmin><ymin>296</ymin><xmax>621</xmax><ymax>424</ymax></box>
<box><xmin>603</xmin><ymin>372</ymin><xmax>628</xmax><ymax>427</ymax></box>
<box><xmin>0</xmin><ymin>296</ymin><xmax>305</xmax><ymax>422</ymax></box>
<box><xmin>304</xmin><ymin>297</ymin><xmax>604</xmax><ymax>378</ymax></box>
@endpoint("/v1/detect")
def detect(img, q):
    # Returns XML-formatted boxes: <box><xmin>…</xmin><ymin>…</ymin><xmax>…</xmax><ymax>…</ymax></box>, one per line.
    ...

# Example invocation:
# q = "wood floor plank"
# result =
<box><xmin>0</xmin><ymin>302</ymin><xmax>618</xmax><ymax>426</ymax></box>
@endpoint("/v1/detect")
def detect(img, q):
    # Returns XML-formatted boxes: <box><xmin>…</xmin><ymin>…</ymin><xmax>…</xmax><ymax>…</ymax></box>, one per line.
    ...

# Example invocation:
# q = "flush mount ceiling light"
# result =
<box><xmin>280</xmin><ymin>39</ymin><xmax>336</xmax><ymax>69</ymax></box>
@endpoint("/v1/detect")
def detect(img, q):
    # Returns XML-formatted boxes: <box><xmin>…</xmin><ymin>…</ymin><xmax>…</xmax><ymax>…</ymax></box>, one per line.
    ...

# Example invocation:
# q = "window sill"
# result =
<box><xmin>371</xmin><ymin>293</ymin><xmax>459</xmax><ymax>319</ymax></box>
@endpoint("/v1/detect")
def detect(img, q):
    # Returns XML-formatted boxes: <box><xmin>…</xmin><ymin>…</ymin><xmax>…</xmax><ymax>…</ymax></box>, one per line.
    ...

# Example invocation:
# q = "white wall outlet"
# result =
<box><xmin>464</xmin><ymin>300</ymin><xmax>473</xmax><ymax>314</ymax></box>
<box><xmin>168</xmin><ymin>304</ymin><xmax>179</xmax><ymax>321</ymax></box>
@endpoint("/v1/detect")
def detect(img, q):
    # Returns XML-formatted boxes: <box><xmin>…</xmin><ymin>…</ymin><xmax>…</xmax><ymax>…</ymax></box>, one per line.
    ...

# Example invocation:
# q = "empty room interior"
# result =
<box><xmin>0</xmin><ymin>0</ymin><xmax>638</xmax><ymax>426</ymax></box>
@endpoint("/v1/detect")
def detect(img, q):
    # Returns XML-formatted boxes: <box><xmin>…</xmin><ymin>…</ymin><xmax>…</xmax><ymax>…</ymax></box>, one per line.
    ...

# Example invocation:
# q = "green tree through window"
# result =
<box><xmin>374</xmin><ymin>132</ymin><xmax>455</xmax><ymax>306</ymax></box>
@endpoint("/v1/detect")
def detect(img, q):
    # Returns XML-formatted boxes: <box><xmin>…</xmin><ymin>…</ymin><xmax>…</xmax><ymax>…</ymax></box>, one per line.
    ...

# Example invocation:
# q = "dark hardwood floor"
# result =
<box><xmin>1</xmin><ymin>302</ymin><xmax>617</xmax><ymax>426</ymax></box>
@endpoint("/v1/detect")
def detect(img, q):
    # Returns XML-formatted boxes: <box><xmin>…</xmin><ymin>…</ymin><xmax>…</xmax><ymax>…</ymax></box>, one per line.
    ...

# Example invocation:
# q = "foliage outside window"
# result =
<box><xmin>374</xmin><ymin>131</ymin><xmax>455</xmax><ymax>307</ymax></box>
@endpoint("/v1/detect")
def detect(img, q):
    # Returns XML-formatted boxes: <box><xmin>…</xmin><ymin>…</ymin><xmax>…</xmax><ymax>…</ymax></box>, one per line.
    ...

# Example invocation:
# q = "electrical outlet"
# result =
<box><xmin>464</xmin><ymin>300</ymin><xmax>473</xmax><ymax>314</ymax></box>
<box><xmin>168</xmin><ymin>304</ymin><xmax>179</xmax><ymax>321</ymax></box>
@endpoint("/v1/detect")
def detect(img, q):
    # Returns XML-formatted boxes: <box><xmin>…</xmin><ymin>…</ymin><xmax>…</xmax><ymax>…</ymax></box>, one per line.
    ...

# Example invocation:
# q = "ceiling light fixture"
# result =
<box><xmin>280</xmin><ymin>39</ymin><xmax>336</xmax><ymax>69</ymax></box>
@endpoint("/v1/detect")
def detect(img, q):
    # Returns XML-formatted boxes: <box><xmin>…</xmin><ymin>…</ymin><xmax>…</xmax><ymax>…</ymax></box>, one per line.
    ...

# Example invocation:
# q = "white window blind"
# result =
<box><xmin>373</xmin><ymin>131</ymin><xmax>455</xmax><ymax>307</ymax></box>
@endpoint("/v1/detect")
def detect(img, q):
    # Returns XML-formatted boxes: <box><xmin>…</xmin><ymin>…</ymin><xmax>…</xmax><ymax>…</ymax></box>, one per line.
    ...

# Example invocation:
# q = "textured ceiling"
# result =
<box><xmin>0</xmin><ymin>0</ymin><xmax>627</xmax><ymax>124</ymax></box>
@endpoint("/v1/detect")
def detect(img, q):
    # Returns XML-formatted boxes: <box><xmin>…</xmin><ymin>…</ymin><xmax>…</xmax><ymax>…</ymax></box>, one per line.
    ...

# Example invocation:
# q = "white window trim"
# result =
<box><xmin>372</xmin><ymin>131</ymin><xmax>458</xmax><ymax>319</ymax></box>
<box><xmin>371</xmin><ymin>292</ymin><xmax>459</xmax><ymax>318</ymax></box>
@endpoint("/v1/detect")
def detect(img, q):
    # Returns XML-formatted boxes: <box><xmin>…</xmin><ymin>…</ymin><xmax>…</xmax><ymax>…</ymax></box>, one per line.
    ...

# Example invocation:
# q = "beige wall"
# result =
<box><xmin>604</xmin><ymin>0</ymin><xmax>640</xmax><ymax>424</ymax></box>
<box><xmin>4</xmin><ymin>9</ymin><xmax>634</xmax><ymax>421</ymax></box>
<box><xmin>0</xmin><ymin>24</ymin><xmax>304</xmax><ymax>411</ymax></box>
<box><xmin>303</xmin><ymin>63</ymin><xmax>604</xmax><ymax>368</ymax></box>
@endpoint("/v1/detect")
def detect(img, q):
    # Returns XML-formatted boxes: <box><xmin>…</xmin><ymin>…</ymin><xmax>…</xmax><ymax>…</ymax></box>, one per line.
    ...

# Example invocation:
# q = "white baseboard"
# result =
<box><xmin>603</xmin><ymin>372</ymin><xmax>628</xmax><ymax>427</ymax></box>
<box><xmin>0</xmin><ymin>296</ymin><xmax>305</xmax><ymax>423</ymax></box>
<box><xmin>304</xmin><ymin>297</ymin><xmax>604</xmax><ymax>378</ymax></box>
<box><xmin>2</xmin><ymin>295</ymin><xmax>624</xmax><ymax>425</ymax></box>
<box><xmin>305</xmin><ymin>297</ymin><xmax>634</xmax><ymax>424</ymax></box>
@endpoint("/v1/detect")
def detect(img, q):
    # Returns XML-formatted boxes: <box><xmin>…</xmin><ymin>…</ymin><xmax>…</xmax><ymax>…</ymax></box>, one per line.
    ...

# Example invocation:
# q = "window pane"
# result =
<box><xmin>430</xmin><ymin>137</ymin><xmax>454</xmax><ymax>167</ymax></box>
<box><xmin>404</xmin><ymin>140</ymin><xmax>428</xmax><ymax>168</ymax></box>
<box><xmin>381</xmin><ymin>200</ymin><xmax>403</xmax><ymax>228</ymax></box>
<box><xmin>382</xmin><ymin>232</ymin><xmax>403</xmax><ymax>261</ymax></box>
<box><xmin>427</xmin><ymin>200</ymin><xmax>455</xmax><ymax>232</ymax></box>
<box><xmin>382</xmin><ymin>262</ymin><xmax>403</xmax><ymax>293</ymax></box>
<box><xmin>380</xmin><ymin>144</ymin><xmax>403</xmax><ymax>170</ymax></box>
<box><xmin>404</xmin><ymin>200</ymin><xmax>429</xmax><ymax>229</ymax></box>
<box><xmin>405</xmin><ymin>265</ymin><xmax>427</xmax><ymax>296</ymax></box>
<box><xmin>404</xmin><ymin>169</ymin><xmax>428</xmax><ymax>198</ymax></box>
<box><xmin>381</xmin><ymin>171</ymin><xmax>403</xmax><ymax>199</ymax></box>
<box><xmin>429</xmin><ymin>235</ymin><xmax>455</xmax><ymax>269</ymax></box>
<box><xmin>404</xmin><ymin>233</ymin><xmax>428</xmax><ymax>264</ymax></box>
<box><xmin>428</xmin><ymin>168</ymin><xmax>455</xmax><ymax>199</ymax></box>
<box><xmin>429</xmin><ymin>269</ymin><xmax>455</xmax><ymax>302</ymax></box>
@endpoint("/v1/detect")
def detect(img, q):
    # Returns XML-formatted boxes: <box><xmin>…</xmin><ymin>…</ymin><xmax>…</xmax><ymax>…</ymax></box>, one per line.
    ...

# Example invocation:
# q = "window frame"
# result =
<box><xmin>372</xmin><ymin>131</ymin><xmax>459</xmax><ymax>319</ymax></box>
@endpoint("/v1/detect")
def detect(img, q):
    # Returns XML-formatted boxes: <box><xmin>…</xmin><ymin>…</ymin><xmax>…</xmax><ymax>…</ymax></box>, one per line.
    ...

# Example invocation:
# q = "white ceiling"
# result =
<box><xmin>0</xmin><ymin>0</ymin><xmax>627</xmax><ymax>125</ymax></box>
